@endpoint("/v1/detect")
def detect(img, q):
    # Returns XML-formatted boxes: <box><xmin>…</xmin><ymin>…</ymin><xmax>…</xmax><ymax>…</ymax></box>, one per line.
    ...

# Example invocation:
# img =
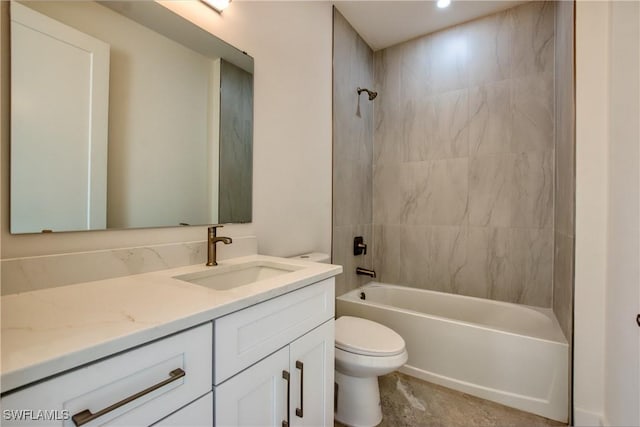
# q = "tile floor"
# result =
<box><xmin>336</xmin><ymin>372</ymin><xmax>567</xmax><ymax>427</ymax></box>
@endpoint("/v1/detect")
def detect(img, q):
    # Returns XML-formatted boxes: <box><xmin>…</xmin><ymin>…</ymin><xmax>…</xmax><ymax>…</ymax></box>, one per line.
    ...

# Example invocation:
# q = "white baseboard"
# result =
<box><xmin>574</xmin><ymin>407</ymin><xmax>604</xmax><ymax>426</ymax></box>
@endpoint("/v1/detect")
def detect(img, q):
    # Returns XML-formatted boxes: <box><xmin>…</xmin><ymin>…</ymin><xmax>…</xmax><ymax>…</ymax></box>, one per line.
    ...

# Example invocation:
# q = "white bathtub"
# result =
<box><xmin>336</xmin><ymin>283</ymin><xmax>568</xmax><ymax>422</ymax></box>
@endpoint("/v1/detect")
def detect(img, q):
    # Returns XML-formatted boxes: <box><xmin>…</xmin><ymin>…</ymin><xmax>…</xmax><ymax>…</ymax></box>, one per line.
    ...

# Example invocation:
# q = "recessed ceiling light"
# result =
<box><xmin>437</xmin><ymin>0</ymin><xmax>451</xmax><ymax>9</ymax></box>
<box><xmin>201</xmin><ymin>0</ymin><xmax>230</xmax><ymax>13</ymax></box>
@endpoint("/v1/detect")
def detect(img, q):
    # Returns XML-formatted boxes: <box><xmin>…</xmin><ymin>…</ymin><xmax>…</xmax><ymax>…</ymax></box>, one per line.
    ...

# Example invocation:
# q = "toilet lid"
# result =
<box><xmin>335</xmin><ymin>316</ymin><xmax>406</xmax><ymax>357</ymax></box>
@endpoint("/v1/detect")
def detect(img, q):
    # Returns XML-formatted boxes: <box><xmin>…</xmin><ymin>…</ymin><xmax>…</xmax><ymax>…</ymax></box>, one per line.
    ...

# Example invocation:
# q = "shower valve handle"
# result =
<box><xmin>353</xmin><ymin>236</ymin><xmax>367</xmax><ymax>256</ymax></box>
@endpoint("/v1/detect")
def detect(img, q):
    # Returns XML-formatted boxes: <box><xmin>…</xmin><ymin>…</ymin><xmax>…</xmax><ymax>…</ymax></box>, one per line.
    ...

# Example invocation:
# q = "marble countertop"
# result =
<box><xmin>0</xmin><ymin>255</ymin><xmax>342</xmax><ymax>393</ymax></box>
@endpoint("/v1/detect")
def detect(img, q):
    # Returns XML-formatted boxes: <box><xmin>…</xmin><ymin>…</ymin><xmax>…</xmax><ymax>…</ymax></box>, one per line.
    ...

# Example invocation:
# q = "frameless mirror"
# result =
<box><xmin>9</xmin><ymin>0</ymin><xmax>253</xmax><ymax>234</ymax></box>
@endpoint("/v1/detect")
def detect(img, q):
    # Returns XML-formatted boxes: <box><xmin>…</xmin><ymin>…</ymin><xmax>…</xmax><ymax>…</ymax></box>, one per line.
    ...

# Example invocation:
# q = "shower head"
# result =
<box><xmin>357</xmin><ymin>87</ymin><xmax>378</xmax><ymax>101</ymax></box>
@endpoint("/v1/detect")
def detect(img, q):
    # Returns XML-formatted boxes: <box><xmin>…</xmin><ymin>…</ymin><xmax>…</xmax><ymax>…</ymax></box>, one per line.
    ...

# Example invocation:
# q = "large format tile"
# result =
<box><xmin>554</xmin><ymin>0</ymin><xmax>575</xmax><ymax>238</ymax></box>
<box><xmin>374</xmin><ymin>48</ymin><xmax>403</xmax><ymax>165</ymax></box>
<box><xmin>424</xmin><ymin>226</ymin><xmax>468</xmax><ymax>293</ymax></box>
<box><xmin>468</xmin><ymin>80</ymin><xmax>512</xmax><ymax>156</ymax></box>
<box><xmin>398</xmin><ymin>225</ymin><xmax>468</xmax><ymax>293</ymax></box>
<box><xmin>467</xmin><ymin>11</ymin><xmax>512</xmax><ymax>86</ymax></box>
<box><xmin>400</xmin><ymin>96</ymin><xmax>430</xmax><ymax>163</ymax></box>
<box><xmin>395</xmin><ymin>37</ymin><xmax>433</xmax><ymax>164</ymax></box>
<box><xmin>333</xmin><ymin>224</ymin><xmax>374</xmax><ymax>296</ymax></box>
<box><xmin>357</xmin><ymin>1</ymin><xmax>559</xmax><ymax>311</ymax></box>
<box><xmin>552</xmin><ymin>0</ymin><xmax>575</xmax><ymax>403</ymax></box>
<box><xmin>461</xmin><ymin>227</ymin><xmax>553</xmax><ymax>306</ymax></box>
<box><xmin>400</xmin><ymin>35</ymin><xmax>432</xmax><ymax>99</ymax></box>
<box><xmin>553</xmin><ymin>231</ymin><xmax>574</xmax><ymax>341</ymax></box>
<box><xmin>554</xmin><ymin>106</ymin><xmax>575</xmax><ymax>237</ymax></box>
<box><xmin>469</xmin><ymin>151</ymin><xmax>553</xmax><ymax>229</ymax></box>
<box><xmin>333</xmin><ymin>10</ymin><xmax>373</xmax><ymax>228</ymax></box>
<box><xmin>332</xmin><ymin>8</ymin><xmax>374</xmax><ymax>288</ymax></box>
<box><xmin>333</xmin><ymin>95</ymin><xmax>373</xmax><ymax>162</ymax></box>
<box><xmin>430</xmin><ymin>25</ymin><xmax>470</xmax><ymax>94</ymax></box>
<box><xmin>333</xmin><ymin>157</ymin><xmax>372</xmax><ymax>226</ymax></box>
<box><xmin>418</xmin><ymin>159</ymin><xmax>469</xmax><ymax>226</ymax></box>
<box><xmin>373</xmin><ymin>162</ymin><xmax>406</xmax><ymax>225</ymax></box>
<box><xmin>426</xmin><ymin>89</ymin><xmax>469</xmax><ymax>160</ymax></box>
<box><xmin>374</xmin><ymin>160</ymin><xmax>468</xmax><ymax>227</ymax></box>
<box><xmin>373</xmin><ymin>224</ymin><xmax>402</xmax><ymax>284</ymax></box>
<box><xmin>396</xmin><ymin>225</ymin><xmax>431</xmax><ymax>288</ymax></box>
<box><xmin>511</xmin><ymin>74</ymin><xmax>555</xmax><ymax>153</ymax></box>
<box><xmin>333</xmin><ymin>11</ymin><xmax>373</xmax><ymax>133</ymax></box>
<box><xmin>510</xmin><ymin>1</ymin><xmax>555</xmax><ymax>78</ymax></box>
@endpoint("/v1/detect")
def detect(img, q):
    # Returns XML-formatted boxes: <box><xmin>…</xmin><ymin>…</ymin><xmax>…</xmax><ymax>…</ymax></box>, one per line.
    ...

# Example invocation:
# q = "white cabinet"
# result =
<box><xmin>153</xmin><ymin>392</ymin><xmax>213</xmax><ymax>427</ymax></box>
<box><xmin>215</xmin><ymin>320</ymin><xmax>334</xmax><ymax>427</ymax></box>
<box><xmin>1</xmin><ymin>278</ymin><xmax>336</xmax><ymax>427</ymax></box>
<box><xmin>214</xmin><ymin>279</ymin><xmax>335</xmax><ymax>384</ymax></box>
<box><xmin>215</xmin><ymin>347</ymin><xmax>289</xmax><ymax>427</ymax></box>
<box><xmin>0</xmin><ymin>324</ymin><xmax>212</xmax><ymax>427</ymax></box>
<box><xmin>214</xmin><ymin>278</ymin><xmax>335</xmax><ymax>427</ymax></box>
<box><xmin>288</xmin><ymin>320</ymin><xmax>334</xmax><ymax>427</ymax></box>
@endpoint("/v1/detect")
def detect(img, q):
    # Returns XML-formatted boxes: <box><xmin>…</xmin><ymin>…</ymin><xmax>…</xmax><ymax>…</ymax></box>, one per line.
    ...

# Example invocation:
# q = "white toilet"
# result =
<box><xmin>289</xmin><ymin>254</ymin><xmax>408</xmax><ymax>426</ymax></box>
<box><xmin>334</xmin><ymin>316</ymin><xmax>408</xmax><ymax>427</ymax></box>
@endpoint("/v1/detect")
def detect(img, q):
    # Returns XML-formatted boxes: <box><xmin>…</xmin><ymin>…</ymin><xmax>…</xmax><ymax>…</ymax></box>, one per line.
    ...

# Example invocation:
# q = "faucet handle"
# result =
<box><xmin>208</xmin><ymin>224</ymin><xmax>224</xmax><ymax>233</ymax></box>
<box><xmin>353</xmin><ymin>236</ymin><xmax>367</xmax><ymax>256</ymax></box>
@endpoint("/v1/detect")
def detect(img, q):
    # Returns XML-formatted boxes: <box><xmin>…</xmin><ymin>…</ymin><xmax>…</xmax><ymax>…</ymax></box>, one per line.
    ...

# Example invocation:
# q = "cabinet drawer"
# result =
<box><xmin>153</xmin><ymin>392</ymin><xmax>213</xmax><ymax>426</ymax></box>
<box><xmin>214</xmin><ymin>279</ymin><xmax>334</xmax><ymax>384</ymax></box>
<box><xmin>1</xmin><ymin>323</ymin><xmax>212</xmax><ymax>427</ymax></box>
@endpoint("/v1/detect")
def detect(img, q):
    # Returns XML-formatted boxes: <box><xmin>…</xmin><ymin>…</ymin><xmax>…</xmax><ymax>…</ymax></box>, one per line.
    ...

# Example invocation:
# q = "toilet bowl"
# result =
<box><xmin>334</xmin><ymin>316</ymin><xmax>408</xmax><ymax>427</ymax></box>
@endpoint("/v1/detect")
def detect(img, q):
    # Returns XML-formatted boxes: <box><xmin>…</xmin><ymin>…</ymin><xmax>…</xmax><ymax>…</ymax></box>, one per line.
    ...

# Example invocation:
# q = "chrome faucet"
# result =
<box><xmin>207</xmin><ymin>225</ymin><xmax>232</xmax><ymax>266</ymax></box>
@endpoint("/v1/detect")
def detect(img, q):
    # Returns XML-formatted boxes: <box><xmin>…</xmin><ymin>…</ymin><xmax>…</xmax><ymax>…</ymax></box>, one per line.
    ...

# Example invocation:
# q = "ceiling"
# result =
<box><xmin>333</xmin><ymin>1</ymin><xmax>526</xmax><ymax>51</ymax></box>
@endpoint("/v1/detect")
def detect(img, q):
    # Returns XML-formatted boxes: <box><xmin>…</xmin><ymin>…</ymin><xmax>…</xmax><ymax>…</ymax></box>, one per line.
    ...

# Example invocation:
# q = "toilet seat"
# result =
<box><xmin>335</xmin><ymin>316</ymin><xmax>405</xmax><ymax>357</ymax></box>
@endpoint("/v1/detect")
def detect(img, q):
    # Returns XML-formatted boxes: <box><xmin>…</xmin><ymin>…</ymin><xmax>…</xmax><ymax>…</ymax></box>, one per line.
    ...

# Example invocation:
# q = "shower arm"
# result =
<box><xmin>357</xmin><ymin>87</ymin><xmax>377</xmax><ymax>101</ymax></box>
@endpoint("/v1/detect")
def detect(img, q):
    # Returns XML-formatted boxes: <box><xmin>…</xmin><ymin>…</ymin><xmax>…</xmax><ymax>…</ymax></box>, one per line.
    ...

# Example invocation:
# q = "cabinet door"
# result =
<box><xmin>215</xmin><ymin>347</ymin><xmax>289</xmax><ymax>427</ymax></box>
<box><xmin>289</xmin><ymin>320</ymin><xmax>334</xmax><ymax>427</ymax></box>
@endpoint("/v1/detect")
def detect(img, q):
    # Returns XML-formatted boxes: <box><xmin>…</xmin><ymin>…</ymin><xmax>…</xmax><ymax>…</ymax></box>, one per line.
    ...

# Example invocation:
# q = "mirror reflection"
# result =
<box><xmin>10</xmin><ymin>0</ymin><xmax>253</xmax><ymax>234</ymax></box>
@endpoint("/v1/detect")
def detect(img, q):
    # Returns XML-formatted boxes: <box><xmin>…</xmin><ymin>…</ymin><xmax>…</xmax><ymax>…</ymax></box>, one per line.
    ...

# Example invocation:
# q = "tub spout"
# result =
<box><xmin>356</xmin><ymin>267</ymin><xmax>376</xmax><ymax>278</ymax></box>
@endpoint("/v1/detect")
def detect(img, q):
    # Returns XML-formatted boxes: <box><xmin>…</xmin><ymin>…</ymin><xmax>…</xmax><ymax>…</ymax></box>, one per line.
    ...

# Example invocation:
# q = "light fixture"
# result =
<box><xmin>201</xmin><ymin>0</ymin><xmax>230</xmax><ymax>13</ymax></box>
<box><xmin>437</xmin><ymin>0</ymin><xmax>451</xmax><ymax>9</ymax></box>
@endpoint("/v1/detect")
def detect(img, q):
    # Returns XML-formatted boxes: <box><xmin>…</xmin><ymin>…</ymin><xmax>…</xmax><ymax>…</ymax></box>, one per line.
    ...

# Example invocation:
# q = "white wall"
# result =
<box><xmin>575</xmin><ymin>2</ymin><xmax>640</xmax><ymax>425</ymax></box>
<box><xmin>574</xmin><ymin>2</ymin><xmax>608</xmax><ymax>423</ymax></box>
<box><xmin>604</xmin><ymin>2</ymin><xmax>639</xmax><ymax>425</ymax></box>
<box><xmin>0</xmin><ymin>1</ymin><xmax>332</xmax><ymax>262</ymax></box>
<box><xmin>160</xmin><ymin>1</ymin><xmax>333</xmax><ymax>257</ymax></box>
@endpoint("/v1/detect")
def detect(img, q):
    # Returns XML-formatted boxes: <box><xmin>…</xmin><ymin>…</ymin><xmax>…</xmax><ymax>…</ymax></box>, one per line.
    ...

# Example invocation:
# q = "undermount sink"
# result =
<box><xmin>173</xmin><ymin>261</ymin><xmax>305</xmax><ymax>291</ymax></box>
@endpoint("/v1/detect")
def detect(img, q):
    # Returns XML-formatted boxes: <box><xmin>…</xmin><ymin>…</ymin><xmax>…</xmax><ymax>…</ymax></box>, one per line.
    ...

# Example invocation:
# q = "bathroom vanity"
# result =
<box><xmin>0</xmin><ymin>255</ymin><xmax>341</xmax><ymax>426</ymax></box>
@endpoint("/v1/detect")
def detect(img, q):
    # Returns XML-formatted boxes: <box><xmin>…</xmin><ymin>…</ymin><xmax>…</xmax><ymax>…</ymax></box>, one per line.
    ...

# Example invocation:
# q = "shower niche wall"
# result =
<box><xmin>332</xmin><ymin>0</ymin><xmax>575</xmax><ymax>417</ymax></box>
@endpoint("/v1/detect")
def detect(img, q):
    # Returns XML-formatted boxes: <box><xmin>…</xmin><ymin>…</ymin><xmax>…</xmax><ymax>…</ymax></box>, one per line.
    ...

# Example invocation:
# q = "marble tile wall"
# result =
<box><xmin>553</xmin><ymin>0</ymin><xmax>575</xmax><ymax>344</ymax></box>
<box><xmin>1</xmin><ymin>236</ymin><xmax>258</xmax><ymax>295</ymax></box>
<box><xmin>372</xmin><ymin>1</ymin><xmax>556</xmax><ymax>307</ymax></box>
<box><xmin>219</xmin><ymin>59</ymin><xmax>253</xmax><ymax>223</ymax></box>
<box><xmin>332</xmin><ymin>9</ymin><xmax>374</xmax><ymax>296</ymax></box>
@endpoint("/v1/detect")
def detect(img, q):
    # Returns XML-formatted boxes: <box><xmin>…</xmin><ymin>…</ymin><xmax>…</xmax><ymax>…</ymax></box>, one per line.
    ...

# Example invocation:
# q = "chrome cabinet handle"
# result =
<box><xmin>282</xmin><ymin>370</ymin><xmax>290</xmax><ymax>427</ymax></box>
<box><xmin>72</xmin><ymin>368</ymin><xmax>185</xmax><ymax>426</ymax></box>
<box><xmin>295</xmin><ymin>361</ymin><xmax>304</xmax><ymax>418</ymax></box>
